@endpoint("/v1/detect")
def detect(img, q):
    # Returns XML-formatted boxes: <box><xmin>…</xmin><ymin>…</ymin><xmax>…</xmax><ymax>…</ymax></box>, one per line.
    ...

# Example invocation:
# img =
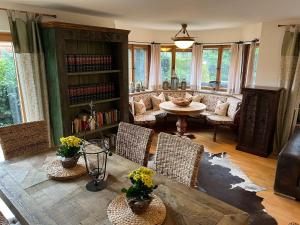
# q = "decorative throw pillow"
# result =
<box><xmin>185</xmin><ymin>92</ymin><xmax>202</xmax><ymax>102</ymax></box>
<box><xmin>134</xmin><ymin>99</ymin><xmax>146</xmax><ymax>115</ymax></box>
<box><xmin>151</xmin><ymin>92</ymin><xmax>166</xmax><ymax>110</ymax></box>
<box><xmin>214</xmin><ymin>100</ymin><xmax>229</xmax><ymax>116</ymax></box>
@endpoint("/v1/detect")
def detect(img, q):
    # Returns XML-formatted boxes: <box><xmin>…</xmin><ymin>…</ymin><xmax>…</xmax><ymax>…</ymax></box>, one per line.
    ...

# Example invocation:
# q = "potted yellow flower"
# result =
<box><xmin>57</xmin><ymin>136</ymin><xmax>82</xmax><ymax>168</ymax></box>
<box><xmin>121</xmin><ymin>167</ymin><xmax>157</xmax><ymax>214</ymax></box>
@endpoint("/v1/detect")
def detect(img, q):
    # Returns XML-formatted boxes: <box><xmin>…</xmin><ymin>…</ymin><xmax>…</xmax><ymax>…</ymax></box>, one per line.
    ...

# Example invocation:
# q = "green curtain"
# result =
<box><xmin>274</xmin><ymin>25</ymin><xmax>300</xmax><ymax>154</ymax></box>
<box><xmin>7</xmin><ymin>10</ymin><xmax>51</xmax><ymax>145</ymax></box>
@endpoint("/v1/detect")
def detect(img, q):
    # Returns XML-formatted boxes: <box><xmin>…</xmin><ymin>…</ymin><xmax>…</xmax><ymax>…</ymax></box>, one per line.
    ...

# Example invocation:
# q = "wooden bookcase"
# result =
<box><xmin>41</xmin><ymin>22</ymin><xmax>129</xmax><ymax>145</ymax></box>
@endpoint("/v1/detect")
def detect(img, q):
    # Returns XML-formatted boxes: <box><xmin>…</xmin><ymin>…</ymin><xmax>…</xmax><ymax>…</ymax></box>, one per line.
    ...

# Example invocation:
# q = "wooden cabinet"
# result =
<box><xmin>41</xmin><ymin>22</ymin><xmax>129</xmax><ymax>145</ymax></box>
<box><xmin>236</xmin><ymin>86</ymin><xmax>282</xmax><ymax>157</ymax></box>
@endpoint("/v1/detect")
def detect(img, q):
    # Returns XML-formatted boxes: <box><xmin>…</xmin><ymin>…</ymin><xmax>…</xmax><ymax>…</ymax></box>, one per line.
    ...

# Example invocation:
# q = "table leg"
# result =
<box><xmin>174</xmin><ymin>116</ymin><xmax>195</xmax><ymax>139</ymax></box>
<box><xmin>176</xmin><ymin>116</ymin><xmax>187</xmax><ymax>136</ymax></box>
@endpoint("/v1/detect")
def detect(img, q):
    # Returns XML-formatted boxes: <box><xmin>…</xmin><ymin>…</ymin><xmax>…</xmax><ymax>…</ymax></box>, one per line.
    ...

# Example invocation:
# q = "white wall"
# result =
<box><xmin>0</xmin><ymin>2</ymin><xmax>115</xmax><ymax>32</ymax></box>
<box><xmin>255</xmin><ymin>19</ymin><xmax>300</xmax><ymax>87</ymax></box>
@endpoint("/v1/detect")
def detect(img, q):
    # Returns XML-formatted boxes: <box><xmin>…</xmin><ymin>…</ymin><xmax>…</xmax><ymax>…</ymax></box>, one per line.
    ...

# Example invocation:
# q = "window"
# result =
<box><xmin>160</xmin><ymin>49</ymin><xmax>172</xmax><ymax>81</ymax></box>
<box><xmin>128</xmin><ymin>45</ymin><xmax>150</xmax><ymax>87</ymax></box>
<box><xmin>202</xmin><ymin>45</ymin><xmax>231</xmax><ymax>90</ymax></box>
<box><xmin>160</xmin><ymin>46</ymin><xmax>192</xmax><ymax>84</ymax></box>
<box><xmin>0</xmin><ymin>40</ymin><xmax>22</xmax><ymax>126</ymax></box>
<box><xmin>175</xmin><ymin>51</ymin><xmax>192</xmax><ymax>84</ymax></box>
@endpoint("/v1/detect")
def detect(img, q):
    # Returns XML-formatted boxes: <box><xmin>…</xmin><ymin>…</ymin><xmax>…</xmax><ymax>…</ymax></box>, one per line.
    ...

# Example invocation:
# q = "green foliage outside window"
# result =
<box><xmin>0</xmin><ymin>44</ymin><xmax>22</xmax><ymax>127</ymax></box>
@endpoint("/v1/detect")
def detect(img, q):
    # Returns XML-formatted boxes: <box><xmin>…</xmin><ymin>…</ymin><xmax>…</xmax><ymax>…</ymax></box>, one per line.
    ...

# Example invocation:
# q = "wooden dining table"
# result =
<box><xmin>0</xmin><ymin>145</ymin><xmax>249</xmax><ymax>225</ymax></box>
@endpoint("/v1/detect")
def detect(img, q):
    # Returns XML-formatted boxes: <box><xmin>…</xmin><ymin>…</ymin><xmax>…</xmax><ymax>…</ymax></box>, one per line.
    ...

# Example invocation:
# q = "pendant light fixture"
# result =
<box><xmin>172</xmin><ymin>24</ymin><xmax>195</xmax><ymax>49</ymax></box>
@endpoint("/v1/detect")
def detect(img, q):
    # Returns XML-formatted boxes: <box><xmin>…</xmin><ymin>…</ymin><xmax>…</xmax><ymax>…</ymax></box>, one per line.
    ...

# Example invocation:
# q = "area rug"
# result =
<box><xmin>198</xmin><ymin>151</ymin><xmax>277</xmax><ymax>225</ymax></box>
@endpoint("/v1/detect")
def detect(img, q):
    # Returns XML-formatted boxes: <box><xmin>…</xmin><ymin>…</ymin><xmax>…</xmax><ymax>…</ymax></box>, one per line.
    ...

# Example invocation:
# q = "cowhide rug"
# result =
<box><xmin>198</xmin><ymin>151</ymin><xmax>277</xmax><ymax>225</ymax></box>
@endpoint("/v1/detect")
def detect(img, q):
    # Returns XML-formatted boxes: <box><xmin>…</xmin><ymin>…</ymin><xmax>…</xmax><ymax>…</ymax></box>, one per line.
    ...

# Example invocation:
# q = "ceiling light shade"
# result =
<box><xmin>172</xmin><ymin>24</ymin><xmax>195</xmax><ymax>49</ymax></box>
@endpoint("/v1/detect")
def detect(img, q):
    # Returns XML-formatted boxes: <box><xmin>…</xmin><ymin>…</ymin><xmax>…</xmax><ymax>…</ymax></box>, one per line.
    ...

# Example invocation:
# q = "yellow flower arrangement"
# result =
<box><xmin>60</xmin><ymin>136</ymin><xmax>81</xmax><ymax>147</ymax></box>
<box><xmin>122</xmin><ymin>167</ymin><xmax>157</xmax><ymax>200</ymax></box>
<box><xmin>57</xmin><ymin>135</ymin><xmax>82</xmax><ymax>158</ymax></box>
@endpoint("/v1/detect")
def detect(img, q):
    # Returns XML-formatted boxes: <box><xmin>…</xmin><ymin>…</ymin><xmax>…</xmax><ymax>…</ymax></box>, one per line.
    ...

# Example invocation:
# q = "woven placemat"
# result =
<box><xmin>43</xmin><ymin>156</ymin><xmax>86</xmax><ymax>181</ymax></box>
<box><xmin>107</xmin><ymin>194</ymin><xmax>166</xmax><ymax>225</ymax></box>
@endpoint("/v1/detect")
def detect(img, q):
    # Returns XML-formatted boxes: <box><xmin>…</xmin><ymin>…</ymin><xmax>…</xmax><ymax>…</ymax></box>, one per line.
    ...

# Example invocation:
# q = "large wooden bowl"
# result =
<box><xmin>171</xmin><ymin>97</ymin><xmax>192</xmax><ymax>107</ymax></box>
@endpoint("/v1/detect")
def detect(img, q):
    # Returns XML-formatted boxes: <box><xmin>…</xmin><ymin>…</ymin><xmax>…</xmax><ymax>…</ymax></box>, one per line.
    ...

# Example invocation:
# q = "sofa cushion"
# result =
<box><xmin>190</xmin><ymin>110</ymin><xmax>214</xmax><ymax>118</ymax></box>
<box><xmin>185</xmin><ymin>92</ymin><xmax>202</xmax><ymax>102</ymax></box>
<box><xmin>134</xmin><ymin>114</ymin><xmax>156</xmax><ymax>125</ymax></box>
<box><xmin>199</xmin><ymin>94</ymin><xmax>228</xmax><ymax>111</ymax></box>
<box><xmin>227</xmin><ymin>97</ymin><xmax>241</xmax><ymax>119</ymax></box>
<box><xmin>144</xmin><ymin>109</ymin><xmax>167</xmax><ymax>118</ymax></box>
<box><xmin>214</xmin><ymin>100</ymin><xmax>229</xmax><ymax>116</ymax></box>
<box><xmin>132</xmin><ymin>93</ymin><xmax>153</xmax><ymax>110</ymax></box>
<box><xmin>134</xmin><ymin>99</ymin><xmax>146</xmax><ymax>115</ymax></box>
<box><xmin>151</xmin><ymin>93</ymin><xmax>166</xmax><ymax>110</ymax></box>
<box><xmin>206</xmin><ymin>115</ymin><xmax>234</xmax><ymax>125</ymax></box>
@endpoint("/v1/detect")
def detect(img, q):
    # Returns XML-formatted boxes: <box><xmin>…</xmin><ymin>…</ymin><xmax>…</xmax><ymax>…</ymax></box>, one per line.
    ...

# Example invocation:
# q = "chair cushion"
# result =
<box><xmin>151</xmin><ymin>93</ymin><xmax>166</xmax><ymax>110</ymax></box>
<box><xmin>134</xmin><ymin>99</ymin><xmax>146</xmax><ymax>115</ymax></box>
<box><xmin>214</xmin><ymin>100</ymin><xmax>229</xmax><ymax>116</ymax></box>
<box><xmin>227</xmin><ymin>97</ymin><xmax>241</xmax><ymax>119</ymax></box>
<box><xmin>206</xmin><ymin>115</ymin><xmax>234</xmax><ymax>125</ymax></box>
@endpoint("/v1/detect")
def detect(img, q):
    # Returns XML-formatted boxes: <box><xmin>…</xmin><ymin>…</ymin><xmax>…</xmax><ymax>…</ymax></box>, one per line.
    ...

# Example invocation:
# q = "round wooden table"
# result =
<box><xmin>159</xmin><ymin>101</ymin><xmax>206</xmax><ymax>138</ymax></box>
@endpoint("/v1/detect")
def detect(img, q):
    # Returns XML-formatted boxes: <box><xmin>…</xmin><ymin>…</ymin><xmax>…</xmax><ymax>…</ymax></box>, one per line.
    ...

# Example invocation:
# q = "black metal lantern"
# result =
<box><xmin>82</xmin><ymin>139</ymin><xmax>112</xmax><ymax>192</ymax></box>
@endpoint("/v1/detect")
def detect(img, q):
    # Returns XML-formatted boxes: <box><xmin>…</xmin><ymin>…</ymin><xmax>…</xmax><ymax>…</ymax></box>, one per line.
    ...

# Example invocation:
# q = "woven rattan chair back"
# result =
<box><xmin>0</xmin><ymin>121</ymin><xmax>49</xmax><ymax>160</ymax></box>
<box><xmin>0</xmin><ymin>210</ymin><xmax>9</xmax><ymax>225</ymax></box>
<box><xmin>116</xmin><ymin>122</ymin><xmax>154</xmax><ymax>167</ymax></box>
<box><xmin>155</xmin><ymin>132</ymin><xmax>204</xmax><ymax>187</ymax></box>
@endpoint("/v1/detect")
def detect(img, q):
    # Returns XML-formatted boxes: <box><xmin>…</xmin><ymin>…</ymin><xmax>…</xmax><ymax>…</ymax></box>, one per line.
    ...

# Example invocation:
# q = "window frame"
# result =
<box><xmin>160</xmin><ymin>45</ymin><xmax>192</xmax><ymax>85</ymax></box>
<box><xmin>202</xmin><ymin>45</ymin><xmax>231</xmax><ymax>91</ymax></box>
<box><xmin>128</xmin><ymin>44</ymin><xmax>150</xmax><ymax>88</ymax></box>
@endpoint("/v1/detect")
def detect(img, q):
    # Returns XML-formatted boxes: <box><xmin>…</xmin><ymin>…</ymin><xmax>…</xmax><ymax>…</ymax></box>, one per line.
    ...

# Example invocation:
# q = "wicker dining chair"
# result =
<box><xmin>0</xmin><ymin>121</ymin><xmax>50</xmax><ymax>160</ymax></box>
<box><xmin>116</xmin><ymin>122</ymin><xmax>154</xmax><ymax>167</ymax></box>
<box><xmin>0</xmin><ymin>210</ymin><xmax>9</xmax><ymax>225</ymax></box>
<box><xmin>155</xmin><ymin>132</ymin><xmax>204</xmax><ymax>187</ymax></box>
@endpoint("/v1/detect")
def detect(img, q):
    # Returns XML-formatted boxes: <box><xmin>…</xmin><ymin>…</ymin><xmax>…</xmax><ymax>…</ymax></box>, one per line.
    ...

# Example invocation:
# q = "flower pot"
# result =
<box><xmin>126</xmin><ymin>196</ymin><xmax>153</xmax><ymax>214</ymax></box>
<box><xmin>60</xmin><ymin>154</ymin><xmax>80</xmax><ymax>168</ymax></box>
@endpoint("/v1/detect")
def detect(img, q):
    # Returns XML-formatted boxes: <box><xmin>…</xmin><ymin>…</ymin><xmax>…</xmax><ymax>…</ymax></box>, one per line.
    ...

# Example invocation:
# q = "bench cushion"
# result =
<box><xmin>206</xmin><ymin>115</ymin><xmax>234</xmax><ymax>125</ymax></box>
<box><xmin>134</xmin><ymin>114</ymin><xmax>156</xmax><ymax>126</ymax></box>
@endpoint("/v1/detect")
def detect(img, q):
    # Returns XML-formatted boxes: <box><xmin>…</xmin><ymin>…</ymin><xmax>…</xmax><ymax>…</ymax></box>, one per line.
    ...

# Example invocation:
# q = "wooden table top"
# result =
<box><xmin>160</xmin><ymin>101</ymin><xmax>206</xmax><ymax>116</ymax></box>
<box><xmin>0</xmin><ymin>146</ymin><xmax>248</xmax><ymax>225</ymax></box>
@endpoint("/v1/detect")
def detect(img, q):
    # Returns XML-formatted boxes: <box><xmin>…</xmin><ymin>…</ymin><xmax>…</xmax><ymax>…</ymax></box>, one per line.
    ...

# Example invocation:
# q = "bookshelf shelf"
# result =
<box><xmin>69</xmin><ymin>97</ymin><xmax>120</xmax><ymax>108</ymax></box>
<box><xmin>67</xmin><ymin>70</ymin><xmax>121</xmax><ymax>76</ymax></box>
<box><xmin>75</xmin><ymin>123</ymin><xmax>119</xmax><ymax>137</ymax></box>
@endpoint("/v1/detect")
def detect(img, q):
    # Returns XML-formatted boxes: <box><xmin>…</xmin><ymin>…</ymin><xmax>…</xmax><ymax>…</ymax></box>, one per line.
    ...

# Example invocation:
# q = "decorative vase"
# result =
<box><xmin>181</xmin><ymin>79</ymin><xmax>187</xmax><ymax>90</ymax></box>
<box><xmin>162</xmin><ymin>79</ymin><xmax>169</xmax><ymax>90</ymax></box>
<box><xmin>135</xmin><ymin>82</ymin><xmax>141</xmax><ymax>92</ymax></box>
<box><xmin>171</xmin><ymin>76</ymin><xmax>179</xmax><ymax>90</ymax></box>
<box><xmin>126</xmin><ymin>196</ymin><xmax>153</xmax><ymax>214</ymax></box>
<box><xmin>60</xmin><ymin>154</ymin><xmax>80</xmax><ymax>168</ymax></box>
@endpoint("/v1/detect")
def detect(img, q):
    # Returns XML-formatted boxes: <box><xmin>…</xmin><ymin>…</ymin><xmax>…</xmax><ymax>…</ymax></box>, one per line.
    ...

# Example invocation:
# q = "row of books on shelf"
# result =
<box><xmin>68</xmin><ymin>82</ymin><xmax>116</xmax><ymax>104</ymax></box>
<box><xmin>72</xmin><ymin>109</ymin><xmax>119</xmax><ymax>134</ymax></box>
<box><xmin>66</xmin><ymin>54</ymin><xmax>113</xmax><ymax>73</ymax></box>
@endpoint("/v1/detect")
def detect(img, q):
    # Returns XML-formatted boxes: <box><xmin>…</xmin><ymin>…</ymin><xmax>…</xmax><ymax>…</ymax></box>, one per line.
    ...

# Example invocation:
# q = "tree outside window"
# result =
<box><xmin>0</xmin><ymin>42</ymin><xmax>22</xmax><ymax>126</ymax></box>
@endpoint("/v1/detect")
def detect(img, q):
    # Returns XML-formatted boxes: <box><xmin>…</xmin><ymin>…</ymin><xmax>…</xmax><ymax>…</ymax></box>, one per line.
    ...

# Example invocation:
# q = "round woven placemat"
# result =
<box><xmin>43</xmin><ymin>157</ymin><xmax>86</xmax><ymax>181</ymax></box>
<box><xmin>107</xmin><ymin>194</ymin><xmax>166</xmax><ymax>225</ymax></box>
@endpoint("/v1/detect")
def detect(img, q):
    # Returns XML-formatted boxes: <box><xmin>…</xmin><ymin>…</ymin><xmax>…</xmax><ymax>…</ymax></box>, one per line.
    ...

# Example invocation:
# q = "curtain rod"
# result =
<box><xmin>129</xmin><ymin>39</ymin><xmax>259</xmax><ymax>45</ymax></box>
<box><xmin>0</xmin><ymin>7</ymin><xmax>57</xmax><ymax>18</ymax></box>
<box><xmin>278</xmin><ymin>24</ymin><xmax>297</xmax><ymax>28</ymax></box>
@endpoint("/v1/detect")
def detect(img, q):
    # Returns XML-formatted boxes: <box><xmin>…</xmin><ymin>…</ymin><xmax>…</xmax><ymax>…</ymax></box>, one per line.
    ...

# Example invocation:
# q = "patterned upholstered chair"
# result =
<box><xmin>154</xmin><ymin>132</ymin><xmax>204</xmax><ymax>187</ymax></box>
<box><xmin>116</xmin><ymin>122</ymin><xmax>154</xmax><ymax>167</ymax></box>
<box><xmin>0</xmin><ymin>211</ymin><xmax>9</xmax><ymax>225</ymax></box>
<box><xmin>0</xmin><ymin>121</ymin><xmax>50</xmax><ymax>160</ymax></box>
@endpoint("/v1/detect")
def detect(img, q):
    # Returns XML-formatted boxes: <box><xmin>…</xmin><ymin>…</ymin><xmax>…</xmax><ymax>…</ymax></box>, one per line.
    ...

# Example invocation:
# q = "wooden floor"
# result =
<box><xmin>151</xmin><ymin>121</ymin><xmax>300</xmax><ymax>225</ymax></box>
